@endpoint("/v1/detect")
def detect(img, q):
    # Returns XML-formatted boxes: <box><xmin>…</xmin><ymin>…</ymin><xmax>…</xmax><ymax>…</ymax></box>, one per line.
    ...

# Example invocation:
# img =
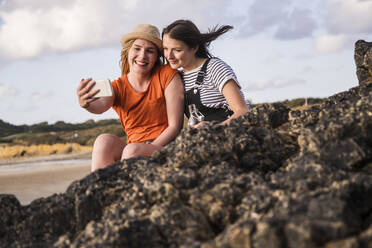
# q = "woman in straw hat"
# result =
<box><xmin>77</xmin><ymin>24</ymin><xmax>184</xmax><ymax>172</ymax></box>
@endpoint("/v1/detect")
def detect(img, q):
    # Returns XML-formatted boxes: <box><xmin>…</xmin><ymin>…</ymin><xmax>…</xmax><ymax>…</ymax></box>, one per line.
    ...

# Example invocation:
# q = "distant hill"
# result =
<box><xmin>0</xmin><ymin>119</ymin><xmax>121</xmax><ymax>138</ymax></box>
<box><xmin>249</xmin><ymin>97</ymin><xmax>325</xmax><ymax>109</ymax></box>
<box><xmin>275</xmin><ymin>97</ymin><xmax>325</xmax><ymax>109</ymax></box>
<box><xmin>0</xmin><ymin>119</ymin><xmax>124</xmax><ymax>146</ymax></box>
<box><xmin>0</xmin><ymin>119</ymin><xmax>27</xmax><ymax>138</ymax></box>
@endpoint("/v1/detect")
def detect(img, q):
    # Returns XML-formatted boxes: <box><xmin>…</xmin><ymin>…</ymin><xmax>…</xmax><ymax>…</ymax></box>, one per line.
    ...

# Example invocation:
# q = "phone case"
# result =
<box><xmin>91</xmin><ymin>79</ymin><xmax>113</xmax><ymax>98</ymax></box>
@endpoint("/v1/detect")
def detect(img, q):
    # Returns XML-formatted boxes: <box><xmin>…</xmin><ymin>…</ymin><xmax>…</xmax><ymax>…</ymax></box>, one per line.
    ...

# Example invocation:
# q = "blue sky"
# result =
<box><xmin>0</xmin><ymin>0</ymin><xmax>371</xmax><ymax>125</ymax></box>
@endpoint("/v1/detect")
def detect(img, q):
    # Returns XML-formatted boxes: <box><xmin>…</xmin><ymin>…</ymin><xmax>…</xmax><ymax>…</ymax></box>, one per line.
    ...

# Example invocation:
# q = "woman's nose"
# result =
<box><xmin>138</xmin><ymin>49</ymin><xmax>146</xmax><ymax>59</ymax></box>
<box><xmin>167</xmin><ymin>50</ymin><xmax>174</xmax><ymax>59</ymax></box>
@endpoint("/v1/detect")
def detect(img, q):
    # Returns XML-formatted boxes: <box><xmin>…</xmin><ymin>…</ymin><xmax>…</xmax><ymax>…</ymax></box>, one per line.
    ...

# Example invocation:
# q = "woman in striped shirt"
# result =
<box><xmin>162</xmin><ymin>20</ymin><xmax>249</xmax><ymax>128</ymax></box>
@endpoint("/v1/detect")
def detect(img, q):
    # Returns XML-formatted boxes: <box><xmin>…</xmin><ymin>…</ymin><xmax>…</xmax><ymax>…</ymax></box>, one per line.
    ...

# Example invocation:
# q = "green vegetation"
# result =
<box><xmin>277</xmin><ymin>97</ymin><xmax>325</xmax><ymax>109</ymax></box>
<box><xmin>0</xmin><ymin>119</ymin><xmax>125</xmax><ymax>146</ymax></box>
<box><xmin>248</xmin><ymin>97</ymin><xmax>325</xmax><ymax>109</ymax></box>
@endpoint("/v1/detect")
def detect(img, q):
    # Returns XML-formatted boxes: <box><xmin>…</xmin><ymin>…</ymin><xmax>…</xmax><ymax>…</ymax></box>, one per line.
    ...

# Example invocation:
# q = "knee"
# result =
<box><xmin>122</xmin><ymin>143</ymin><xmax>142</xmax><ymax>160</ymax></box>
<box><xmin>93</xmin><ymin>133</ymin><xmax>116</xmax><ymax>152</ymax></box>
<box><xmin>91</xmin><ymin>133</ymin><xmax>123</xmax><ymax>172</ymax></box>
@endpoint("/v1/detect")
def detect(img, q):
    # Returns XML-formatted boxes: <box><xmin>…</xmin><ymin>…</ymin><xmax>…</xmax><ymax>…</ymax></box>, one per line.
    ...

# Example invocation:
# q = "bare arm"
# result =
<box><xmin>77</xmin><ymin>78</ymin><xmax>114</xmax><ymax>114</ymax></box>
<box><xmin>220</xmin><ymin>79</ymin><xmax>249</xmax><ymax>125</ymax></box>
<box><xmin>152</xmin><ymin>73</ymin><xmax>184</xmax><ymax>147</ymax></box>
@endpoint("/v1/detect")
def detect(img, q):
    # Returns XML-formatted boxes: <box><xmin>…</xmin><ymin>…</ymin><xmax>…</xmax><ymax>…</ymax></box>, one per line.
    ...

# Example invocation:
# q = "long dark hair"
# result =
<box><xmin>162</xmin><ymin>20</ymin><xmax>233</xmax><ymax>58</ymax></box>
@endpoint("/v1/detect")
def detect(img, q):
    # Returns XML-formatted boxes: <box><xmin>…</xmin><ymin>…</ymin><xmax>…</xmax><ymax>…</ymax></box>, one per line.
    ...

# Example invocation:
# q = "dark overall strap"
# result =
<box><xmin>184</xmin><ymin>59</ymin><xmax>210</xmax><ymax>118</ymax></box>
<box><xmin>195</xmin><ymin>58</ymin><xmax>210</xmax><ymax>88</ymax></box>
<box><xmin>185</xmin><ymin>58</ymin><xmax>233</xmax><ymax>122</ymax></box>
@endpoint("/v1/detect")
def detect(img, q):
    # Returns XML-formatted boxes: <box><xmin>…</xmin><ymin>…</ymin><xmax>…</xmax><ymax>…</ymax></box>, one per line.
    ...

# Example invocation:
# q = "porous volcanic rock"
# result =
<box><xmin>355</xmin><ymin>40</ymin><xmax>372</xmax><ymax>86</ymax></box>
<box><xmin>1</xmin><ymin>41</ymin><xmax>372</xmax><ymax>248</ymax></box>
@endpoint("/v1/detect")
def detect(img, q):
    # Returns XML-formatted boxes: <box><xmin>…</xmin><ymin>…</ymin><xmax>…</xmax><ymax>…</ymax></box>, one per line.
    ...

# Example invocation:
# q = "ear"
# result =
<box><xmin>192</xmin><ymin>45</ymin><xmax>199</xmax><ymax>55</ymax></box>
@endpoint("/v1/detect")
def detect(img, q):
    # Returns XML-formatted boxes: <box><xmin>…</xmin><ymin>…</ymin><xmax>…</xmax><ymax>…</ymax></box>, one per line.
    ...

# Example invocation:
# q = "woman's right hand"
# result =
<box><xmin>192</xmin><ymin>121</ymin><xmax>208</xmax><ymax>129</ymax></box>
<box><xmin>77</xmin><ymin>78</ymin><xmax>99</xmax><ymax>108</ymax></box>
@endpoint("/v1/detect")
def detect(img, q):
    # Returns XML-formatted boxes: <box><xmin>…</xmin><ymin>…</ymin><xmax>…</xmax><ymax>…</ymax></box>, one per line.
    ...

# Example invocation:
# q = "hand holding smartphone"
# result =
<box><xmin>91</xmin><ymin>79</ymin><xmax>113</xmax><ymax>98</ymax></box>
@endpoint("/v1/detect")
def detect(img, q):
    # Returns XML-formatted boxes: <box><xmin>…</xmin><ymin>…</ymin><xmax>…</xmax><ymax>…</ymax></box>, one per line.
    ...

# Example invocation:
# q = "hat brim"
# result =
<box><xmin>121</xmin><ymin>32</ymin><xmax>162</xmax><ymax>50</ymax></box>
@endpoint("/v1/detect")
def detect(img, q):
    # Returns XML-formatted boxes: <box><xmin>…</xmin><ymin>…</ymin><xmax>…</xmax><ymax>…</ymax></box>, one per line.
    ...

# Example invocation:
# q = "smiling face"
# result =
<box><xmin>128</xmin><ymin>39</ymin><xmax>158</xmax><ymax>75</ymax></box>
<box><xmin>162</xmin><ymin>34</ymin><xmax>198</xmax><ymax>72</ymax></box>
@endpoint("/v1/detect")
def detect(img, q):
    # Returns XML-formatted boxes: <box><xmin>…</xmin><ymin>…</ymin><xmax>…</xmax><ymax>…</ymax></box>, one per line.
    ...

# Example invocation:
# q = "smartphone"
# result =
<box><xmin>91</xmin><ymin>79</ymin><xmax>113</xmax><ymax>98</ymax></box>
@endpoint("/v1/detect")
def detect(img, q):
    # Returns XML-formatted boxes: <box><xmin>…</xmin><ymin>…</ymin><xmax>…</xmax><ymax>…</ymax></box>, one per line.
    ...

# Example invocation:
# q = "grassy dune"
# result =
<box><xmin>0</xmin><ymin>119</ymin><xmax>124</xmax><ymax>160</ymax></box>
<box><xmin>0</xmin><ymin>143</ymin><xmax>92</xmax><ymax>160</ymax></box>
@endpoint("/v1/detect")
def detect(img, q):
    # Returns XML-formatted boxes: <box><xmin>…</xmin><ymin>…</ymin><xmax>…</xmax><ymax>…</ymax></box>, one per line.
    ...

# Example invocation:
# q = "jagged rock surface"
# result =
<box><xmin>355</xmin><ymin>40</ymin><xmax>372</xmax><ymax>86</ymax></box>
<box><xmin>1</xmin><ymin>41</ymin><xmax>372</xmax><ymax>248</ymax></box>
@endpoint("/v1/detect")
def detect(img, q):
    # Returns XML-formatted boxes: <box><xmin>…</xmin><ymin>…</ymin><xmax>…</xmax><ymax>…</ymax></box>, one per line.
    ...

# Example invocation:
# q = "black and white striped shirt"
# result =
<box><xmin>182</xmin><ymin>57</ymin><xmax>243</xmax><ymax>109</ymax></box>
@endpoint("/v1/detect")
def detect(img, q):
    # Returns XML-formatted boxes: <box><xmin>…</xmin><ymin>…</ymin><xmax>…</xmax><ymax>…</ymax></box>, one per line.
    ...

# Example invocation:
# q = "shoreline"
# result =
<box><xmin>0</xmin><ymin>152</ymin><xmax>92</xmax><ymax>205</ymax></box>
<box><xmin>0</xmin><ymin>151</ymin><xmax>92</xmax><ymax>166</ymax></box>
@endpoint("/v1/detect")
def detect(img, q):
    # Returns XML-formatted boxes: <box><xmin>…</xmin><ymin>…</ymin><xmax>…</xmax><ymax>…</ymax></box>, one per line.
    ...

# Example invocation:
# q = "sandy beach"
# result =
<box><xmin>0</xmin><ymin>152</ymin><xmax>92</xmax><ymax>205</ymax></box>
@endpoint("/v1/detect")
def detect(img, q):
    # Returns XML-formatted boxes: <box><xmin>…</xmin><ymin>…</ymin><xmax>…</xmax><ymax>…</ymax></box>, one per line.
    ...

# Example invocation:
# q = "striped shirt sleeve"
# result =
<box><xmin>208</xmin><ymin>58</ymin><xmax>239</xmax><ymax>93</ymax></box>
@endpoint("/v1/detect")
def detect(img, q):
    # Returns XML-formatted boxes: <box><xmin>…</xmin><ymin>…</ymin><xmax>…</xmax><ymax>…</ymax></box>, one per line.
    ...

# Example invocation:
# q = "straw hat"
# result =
<box><xmin>121</xmin><ymin>24</ymin><xmax>162</xmax><ymax>50</ymax></box>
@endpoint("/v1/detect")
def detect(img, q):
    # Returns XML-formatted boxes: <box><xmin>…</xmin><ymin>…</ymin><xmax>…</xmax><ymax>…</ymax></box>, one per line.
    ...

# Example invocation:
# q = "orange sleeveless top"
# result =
<box><xmin>111</xmin><ymin>65</ymin><xmax>178</xmax><ymax>143</ymax></box>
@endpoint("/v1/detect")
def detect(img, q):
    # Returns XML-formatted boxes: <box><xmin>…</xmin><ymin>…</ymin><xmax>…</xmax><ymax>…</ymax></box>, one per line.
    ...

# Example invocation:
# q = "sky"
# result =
<box><xmin>0</xmin><ymin>0</ymin><xmax>371</xmax><ymax>125</ymax></box>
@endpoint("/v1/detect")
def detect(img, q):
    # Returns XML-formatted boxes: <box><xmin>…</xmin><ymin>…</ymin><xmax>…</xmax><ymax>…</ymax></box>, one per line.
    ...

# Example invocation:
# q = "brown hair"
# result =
<box><xmin>162</xmin><ymin>20</ymin><xmax>233</xmax><ymax>58</ymax></box>
<box><xmin>120</xmin><ymin>40</ymin><xmax>135</xmax><ymax>75</ymax></box>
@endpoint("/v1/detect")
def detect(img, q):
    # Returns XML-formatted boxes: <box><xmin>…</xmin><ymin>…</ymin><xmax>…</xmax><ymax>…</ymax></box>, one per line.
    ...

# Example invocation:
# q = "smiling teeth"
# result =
<box><xmin>136</xmin><ymin>61</ymin><xmax>146</xmax><ymax>65</ymax></box>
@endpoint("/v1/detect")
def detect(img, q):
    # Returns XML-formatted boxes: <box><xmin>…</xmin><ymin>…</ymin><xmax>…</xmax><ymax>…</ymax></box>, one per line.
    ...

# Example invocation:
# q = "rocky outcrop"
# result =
<box><xmin>1</xmin><ymin>41</ymin><xmax>372</xmax><ymax>248</ymax></box>
<box><xmin>355</xmin><ymin>40</ymin><xmax>372</xmax><ymax>85</ymax></box>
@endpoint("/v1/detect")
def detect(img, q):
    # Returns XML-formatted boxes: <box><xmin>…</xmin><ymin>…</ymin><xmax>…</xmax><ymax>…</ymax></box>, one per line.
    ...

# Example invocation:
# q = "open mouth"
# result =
<box><xmin>135</xmin><ymin>61</ymin><xmax>148</xmax><ymax>66</ymax></box>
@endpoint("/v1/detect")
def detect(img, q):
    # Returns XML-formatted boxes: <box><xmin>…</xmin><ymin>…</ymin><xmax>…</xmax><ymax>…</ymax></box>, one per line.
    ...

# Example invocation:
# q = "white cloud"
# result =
<box><xmin>0</xmin><ymin>83</ymin><xmax>17</xmax><ymax>99</ymax></box>
<box><xmin>326</xmin><ymin>0</ymin><xmax>372</xmax><ymax>34</ymax></box>
<box><xmin>315</xmin><ymin>34</ymin><xmax>346</xmax><ymax>53</ymax></box>
<box><xmin>0</xmin><ymin>1</ymin><xmax>126</xmax><ymax>59</ymax></box>
<box><xmin>0</xmin><ymin>0</ymin><xmax>369</xmax><ymax>62</ymax></box>
<box><xmin>275</xmin><ymin>8</ymin><xmax>317</xmax><ymax>40</ymax></box>
<box><xmin>0</xmin><ymin>0</ymin><xmax>233</xmax><ymax>60</ymax></box>
<box><xmin>245</xmin><ymin>77</ymin><xmax>306</xmax><ymax>91</ymax></box>
<box><xmin>238</xmin><ymin>0</ymin><xmax>290</xmax><ymax>37</ymax></box>
<box><xmin>237</xmin><ymin>0</ymin><xmax>317</xmax><ymax>40</ymax></box>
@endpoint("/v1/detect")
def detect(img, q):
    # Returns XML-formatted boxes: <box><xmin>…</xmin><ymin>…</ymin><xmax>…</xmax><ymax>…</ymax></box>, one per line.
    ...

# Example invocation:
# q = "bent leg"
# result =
<box><xmin>91</xmin><ymin>133</ymin><xmax>126</xmax><ymax>172</ymax></box>
<box><xmin>122</xmin><ymin>143</ymin><xmax>162</xmax><ymax>160</ymax></box>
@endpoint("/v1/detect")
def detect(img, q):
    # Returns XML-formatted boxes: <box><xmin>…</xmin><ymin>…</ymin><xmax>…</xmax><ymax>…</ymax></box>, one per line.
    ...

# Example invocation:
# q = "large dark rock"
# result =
<box><xmin>1</xmin><ymin>41</ymin><xmax>372</xmax><ymax>247</ymax></box>
<box><xmin>355</xmin><ymin>40</ymin><xmax>372</xmax><ymax>86</ymax></box>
